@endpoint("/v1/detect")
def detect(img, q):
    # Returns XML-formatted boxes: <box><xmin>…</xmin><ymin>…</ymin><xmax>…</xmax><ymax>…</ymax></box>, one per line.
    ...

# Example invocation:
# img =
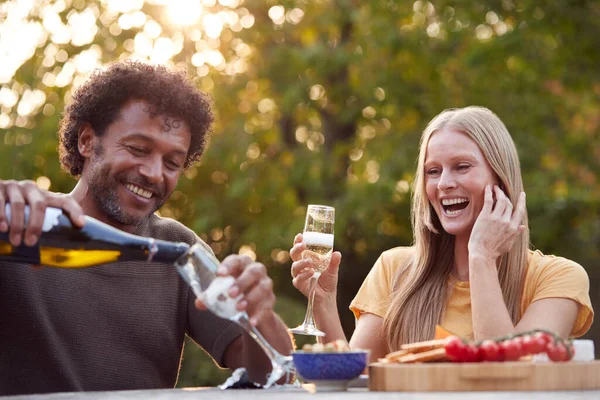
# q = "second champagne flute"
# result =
<box><xmin>290</xmin><ymin>205</ymin><xmax>335</xmax><ymax>337</ymax></box>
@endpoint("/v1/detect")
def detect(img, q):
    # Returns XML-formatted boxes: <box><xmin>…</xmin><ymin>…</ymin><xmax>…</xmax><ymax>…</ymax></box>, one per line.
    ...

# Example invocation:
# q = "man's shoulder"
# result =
<box><xmin>138</xmin><ymin>213</ymin><xmax>199</xmax><ymax>246</ymax></box>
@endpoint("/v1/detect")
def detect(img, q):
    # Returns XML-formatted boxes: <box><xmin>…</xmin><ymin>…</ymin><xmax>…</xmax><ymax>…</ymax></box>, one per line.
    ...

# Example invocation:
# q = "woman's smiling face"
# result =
<box><xmin>424</xmin><ymin>128</ymin><xmax>500</xmax><ymax>239</ymax></box>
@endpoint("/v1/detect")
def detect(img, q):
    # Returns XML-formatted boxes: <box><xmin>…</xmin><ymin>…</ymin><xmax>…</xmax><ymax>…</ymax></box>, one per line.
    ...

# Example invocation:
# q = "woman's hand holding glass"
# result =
<box><xmin>468</xmin><ymin>185</ymin><xmax>527</xmax><ymax>261</ymax></box>
<box><xmin>290</xmin><ymin>233</ymin><xmax>342</xmax><ymax>303</ymax></box>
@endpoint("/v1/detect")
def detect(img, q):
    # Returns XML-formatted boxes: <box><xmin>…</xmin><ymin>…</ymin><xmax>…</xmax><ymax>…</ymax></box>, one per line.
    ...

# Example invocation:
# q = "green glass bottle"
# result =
<box><xmin>0</xmin><ymin>205</ymin><xmax>189</xmax><ymax>268</ymax></box>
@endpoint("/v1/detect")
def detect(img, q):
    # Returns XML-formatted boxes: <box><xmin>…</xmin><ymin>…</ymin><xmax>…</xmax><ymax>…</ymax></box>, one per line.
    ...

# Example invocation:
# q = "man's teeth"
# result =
<box><xmin>441</xmin><ymin>198</ymin><xmax>468</xmax><ymax>206</ymax></box>
<box><xmin>125</xmin><ymin>184</ymin><xmax>152</xmax><ymax>199</ymax></box>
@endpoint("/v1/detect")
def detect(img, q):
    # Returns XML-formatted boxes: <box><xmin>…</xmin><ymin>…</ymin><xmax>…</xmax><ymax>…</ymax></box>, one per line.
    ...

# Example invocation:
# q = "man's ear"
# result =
<box><xmin>78</xmin><ymin>123</ymin><xmax>95</xmax><ymax>157</ymax></box>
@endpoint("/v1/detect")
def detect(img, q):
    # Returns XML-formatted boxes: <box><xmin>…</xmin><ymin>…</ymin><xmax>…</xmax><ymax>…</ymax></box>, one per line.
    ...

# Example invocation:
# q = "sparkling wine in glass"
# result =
<box><xmin>174</xmin><ymin>244</ymin><xmax>294</xmax><ymax>388</ymax></box>
<box><xmin>290</xmin><ymin>204</ymin><xmax>334</xmax><ymax>337</ymax></box>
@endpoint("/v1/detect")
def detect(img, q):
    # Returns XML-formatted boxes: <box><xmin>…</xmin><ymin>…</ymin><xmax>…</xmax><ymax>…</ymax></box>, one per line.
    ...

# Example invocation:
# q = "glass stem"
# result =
<box><xmin>233</xmin><ymin>312</ymin><xmax>294</xmax><ymax>388</ymax></box>
<box><xmin>301</xmin><ymin>275</ymin><xmax>319</xmax><ymax>329</ymax></box>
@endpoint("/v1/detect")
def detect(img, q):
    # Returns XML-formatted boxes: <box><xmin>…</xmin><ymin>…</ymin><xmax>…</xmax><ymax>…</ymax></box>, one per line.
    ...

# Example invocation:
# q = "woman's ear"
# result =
<box><xmin>78</xmin><ymin>123</ymin><xmax>95</xmax><ymax>157</ymax></box>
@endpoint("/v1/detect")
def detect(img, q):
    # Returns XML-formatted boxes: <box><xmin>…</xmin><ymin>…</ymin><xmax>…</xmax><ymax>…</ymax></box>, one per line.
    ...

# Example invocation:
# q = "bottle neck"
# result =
<box><xmin>147</xmin><ymin>239</ymin><xmax>190</xmax><ymax>264</ymax></box>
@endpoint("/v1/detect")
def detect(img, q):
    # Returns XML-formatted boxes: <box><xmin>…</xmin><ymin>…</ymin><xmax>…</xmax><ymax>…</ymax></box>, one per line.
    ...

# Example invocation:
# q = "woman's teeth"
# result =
<box><xmin>442</xmin><ymin>198</ymin><xmax>468</xmax><ymax>206</ymax></box>
<box><xmin>441</xmin><ymin>198</ymin><xmax>469</xmax><ymax>215</ymax></box>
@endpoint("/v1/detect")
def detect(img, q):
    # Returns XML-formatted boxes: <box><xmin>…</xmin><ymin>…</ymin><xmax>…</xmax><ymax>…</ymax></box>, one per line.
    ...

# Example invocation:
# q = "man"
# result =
<box><xmin>0</xmin><ymin>61</ymin><xmax>293</xmax><ymax>395</ymax></box>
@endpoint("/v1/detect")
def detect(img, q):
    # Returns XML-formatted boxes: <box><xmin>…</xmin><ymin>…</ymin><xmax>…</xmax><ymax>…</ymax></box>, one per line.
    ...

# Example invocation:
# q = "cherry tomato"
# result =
<box><xmin>521</xmin><ymin>335</ymin><xmax>546</xmax><ymax>355</ymax></box>
<box><xmin>501</xmin><ymin>339</ymin><xmax>523</xmax><ymax>361</ymax></box>
<box><xmin>445</xmin><ymin>336</ymin><xmax>466</xmax><ymax>362</ymax></box>
<box><xmin>464</xmin><ymin>344</ymin><xmax>480</xmax><ymax>362</ymax></box>
<box><xmin>479</xmin><ymin>340</ymin><xmax>501</xmax><ymax>362</ymax></box>
<box><xmin>547</xmin><ymin>341</ymin><xmax>568</xmax><ymax>362</ymax></box>
<box><xmin>528</xmin><ymin>334</ymin><xmax>548</xmax><ymax>354</ymax></box>
<box><xmin>533</xmin><ymin>332</ymin><xmax>552</xmax><ymax>348</ymax></box>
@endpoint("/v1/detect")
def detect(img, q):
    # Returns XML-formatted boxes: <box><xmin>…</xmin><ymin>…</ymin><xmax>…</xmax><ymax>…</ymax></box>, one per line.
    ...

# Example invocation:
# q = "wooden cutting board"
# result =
<box><xmin>369</xmin><ymin>361</ymin><xmax>600</xmax><ymax>391</ymax></box>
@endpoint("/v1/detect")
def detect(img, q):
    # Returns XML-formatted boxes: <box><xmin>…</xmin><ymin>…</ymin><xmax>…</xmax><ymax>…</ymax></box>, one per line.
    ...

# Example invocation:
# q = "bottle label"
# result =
<box><xmin>5</xmin><ymin>204</ymin><xmax>64</xmax><ymax>232</ymax></box>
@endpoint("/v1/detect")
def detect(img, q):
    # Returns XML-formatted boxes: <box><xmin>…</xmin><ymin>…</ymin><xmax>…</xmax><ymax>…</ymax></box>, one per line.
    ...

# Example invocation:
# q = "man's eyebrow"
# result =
<box><xmin>121</xmin><ymin>132</ymin><xmax>153</xmax><ymax>143</ymax></box>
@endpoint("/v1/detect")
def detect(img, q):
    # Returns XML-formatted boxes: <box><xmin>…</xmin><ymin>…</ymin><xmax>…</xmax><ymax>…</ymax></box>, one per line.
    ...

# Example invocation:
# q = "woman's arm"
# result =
<box><xmin>349</xmin><ymin>313</ymin><xmax>388</xmax><ymax>363</ymax></box>
<box><xmin>470</xmin><ymin>256</ymin><xmax>578</xmax><ymax>339</ymax></box>
<box><xmin>469</xmin><ymin>254</ymin><xmax>516</xmax><ymax>340</ymax></box>
<box><xmin>469</xmin><ymin>186</ymin><xmax>579</xmax><ymax>339</ymax></box>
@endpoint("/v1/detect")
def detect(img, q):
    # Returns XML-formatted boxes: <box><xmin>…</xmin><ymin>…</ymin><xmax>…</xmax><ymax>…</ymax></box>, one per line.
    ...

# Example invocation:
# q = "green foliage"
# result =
<box><xmin>1</xmin><ymin>0</ymin><xmax>599</xmax><ymax>386</ymax></box>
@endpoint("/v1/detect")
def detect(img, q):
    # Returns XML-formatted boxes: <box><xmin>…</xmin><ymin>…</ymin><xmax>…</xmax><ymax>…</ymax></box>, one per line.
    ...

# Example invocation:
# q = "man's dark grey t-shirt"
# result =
<box><xmin>0</xmin><ymin>214</ymin><xmax>242</xmax><ymax>395</ymax></box>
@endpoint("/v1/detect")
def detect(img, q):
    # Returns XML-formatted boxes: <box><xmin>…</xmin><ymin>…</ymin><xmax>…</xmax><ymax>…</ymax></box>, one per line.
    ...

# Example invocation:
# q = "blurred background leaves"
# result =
<box><xmin>1</xmin><ymin>0</ymin><xmax>599</xmax><ymax>387</ymax></box>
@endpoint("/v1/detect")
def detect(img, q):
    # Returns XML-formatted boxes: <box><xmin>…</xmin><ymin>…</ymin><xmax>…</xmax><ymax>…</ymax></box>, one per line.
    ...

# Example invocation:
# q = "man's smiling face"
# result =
<box><xmin>85</xmin><ymin>99</ymin><xmax>191</xmax><ymax>227</ymax></box>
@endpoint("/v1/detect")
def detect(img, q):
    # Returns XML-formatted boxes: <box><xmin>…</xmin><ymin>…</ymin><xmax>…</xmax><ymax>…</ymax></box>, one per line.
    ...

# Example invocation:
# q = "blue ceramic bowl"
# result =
<box><xmin>292</xmin><ymin>351</ymin><xmax>369</xmax><ymax>381</ymax></box>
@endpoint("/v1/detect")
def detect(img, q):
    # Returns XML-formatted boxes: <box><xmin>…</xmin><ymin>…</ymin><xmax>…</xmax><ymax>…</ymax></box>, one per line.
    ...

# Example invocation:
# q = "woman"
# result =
<box><xmin>290</xmin><ymin>106</ymin><xmax>593</xmax><ymax>361</ymax></box>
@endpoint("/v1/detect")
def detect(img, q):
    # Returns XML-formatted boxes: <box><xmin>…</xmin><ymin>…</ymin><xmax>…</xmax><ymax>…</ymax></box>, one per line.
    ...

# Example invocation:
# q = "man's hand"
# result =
<box><xmin>0</xmin><ymin>179</ymin><xmax>86</xmax><ymax>247</ymax></box>
<box><xmin>195</xmin><ymin>255</ymin><xmax>275</xmax><ymax>326</ymax></box>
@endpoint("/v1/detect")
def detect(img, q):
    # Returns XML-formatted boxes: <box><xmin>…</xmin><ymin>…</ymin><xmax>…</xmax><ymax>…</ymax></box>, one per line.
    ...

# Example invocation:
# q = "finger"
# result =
<box><xmin>289</xmin><ymin>241</ymin><xmax>306</xmax><ymax>262</ymax></box>
<box><xmin>194</xmin><ymin>298</ymin><xmax>209</xmax><ymax>311</ymax></box>
<box><xmin>229</xmin><ymin>262</ymin><xmax>267</xmax><ymax>297</ymax></box>
<box><xmin>220</xmin><ymin>254</ymin><xmax>254</xmax><ymax>277</ymax></box>
<box><xmin>46</xmin><ymin>195</ymin><xmax>86</xmax><ymax>228</ymax></box>
<box><xmin>291</xmin><ymin>258</ymin><xmax>313</xmax><ymax>278</ymax></box>
<box><xmin>5</xmin><ymin>184</ymin><xmax>26</xmax><ymax>246</ymax></box>
<box><xmin>326</xmin><ymin>251</ymin><xmax>342</xmax><ymax>275</ymax></box>
<box><xmin>0</xmin><ymin>185</ymin><xmax>7</xmax><ymax>232</ymax></box>
<box><xmin>292</xmin><ymin>268</ymin><xmax>316</xmax><ymax>288</ymax></box>
<box><xmin>293</xmin><ymin>233</ymin><xmax>304</xmax><ymax>245</ymax></box>
<box><xmin>240</xmin><ymin>277</ymin><xmax>274</xmax><ymax>317</ymax></box>
<box><xmin>21</xmin><ymin>188</ymin><xmax>46</xmax><ymax>247</ymax></box>
<box><xmin>511</xmin><ymin>192</ymin><xmax>527</xmax><ymax>228</ymax></box>
<box><xmin>481</xmin><ymin>185</ymin><xmax>493</xmax><ymax>214</ymax></box>
<box><xmin>501</xmin><ymin>195</ymin><xmax>513</xmax><ymax>222</ymax></box>
<box><xmin>293</xmin><ymin>269</ymin><xmax>315</xmax><ymax>283</ymax></box>
<box><xmin>492</xmin><ymin>185</ymin><xmax>508</xmax><ymax>217</ymax></box>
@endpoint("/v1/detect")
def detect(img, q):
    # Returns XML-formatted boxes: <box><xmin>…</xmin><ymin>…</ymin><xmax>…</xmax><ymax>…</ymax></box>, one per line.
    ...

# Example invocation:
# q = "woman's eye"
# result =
<box><xmin>457</xmin><ymin>164</ymin><xmax>470</xmax><ymax>171</ymax></box>
<box><xmin>426</xmin><ymin>168</ymin><xmax>440</xmax><ymax>176</ymax></box>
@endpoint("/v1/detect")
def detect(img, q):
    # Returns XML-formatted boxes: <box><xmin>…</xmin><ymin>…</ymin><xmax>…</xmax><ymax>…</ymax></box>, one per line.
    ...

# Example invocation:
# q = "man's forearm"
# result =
<box><xmin>242</xmin><ymin>312</ymin><xmax>293</xmax><ymax>384</ymax></box>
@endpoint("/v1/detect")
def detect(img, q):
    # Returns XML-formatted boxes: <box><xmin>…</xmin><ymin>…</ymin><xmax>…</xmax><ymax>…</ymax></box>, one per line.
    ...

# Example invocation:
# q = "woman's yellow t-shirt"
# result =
<box><xmin>349</xmin><ymin>247</ymin><xmax>594</xmax><ymax>340</ymax></box>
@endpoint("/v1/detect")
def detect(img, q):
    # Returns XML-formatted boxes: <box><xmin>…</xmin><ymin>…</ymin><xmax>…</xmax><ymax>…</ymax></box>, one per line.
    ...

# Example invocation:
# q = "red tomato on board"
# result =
<box><xmin>479</xmin><ymin>340</ymin><xmax>501</xmax><ymax>362</ymax></box>
<box><xmin>501</xmin><ymin>339</ymin><xmax>523</xmax><ymax>361</ymax></box>
<box><xmin>547</xmin><ymin>341</ymin><xmax>569</xmax><ymax>362</ymax></box>
<box><xmin>444</xmin><ymin>336</ymin><xmax>465</xmax><ymax>362</ymax></box>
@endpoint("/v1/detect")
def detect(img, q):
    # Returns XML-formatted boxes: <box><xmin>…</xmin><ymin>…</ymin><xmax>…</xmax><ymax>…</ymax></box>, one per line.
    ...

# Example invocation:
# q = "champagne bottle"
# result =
<box><xmin>0</xmin><ymin>204</ymin><xmax>190</xmax><ymax>268</ymax></box>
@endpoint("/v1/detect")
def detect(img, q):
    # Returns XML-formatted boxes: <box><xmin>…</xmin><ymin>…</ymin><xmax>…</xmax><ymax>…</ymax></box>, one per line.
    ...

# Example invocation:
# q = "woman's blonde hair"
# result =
<box><xmin>382</xmin><ymin>106</ymin><xmax>530</xmax><ymax>350</ymax></box>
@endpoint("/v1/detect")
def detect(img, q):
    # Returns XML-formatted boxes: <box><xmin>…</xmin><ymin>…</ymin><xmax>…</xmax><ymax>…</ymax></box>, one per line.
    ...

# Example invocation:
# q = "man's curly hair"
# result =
<box><xmin>58</xmin><ymin>61</ymin><xmax>213</xmax><ymax>176</ymax></box>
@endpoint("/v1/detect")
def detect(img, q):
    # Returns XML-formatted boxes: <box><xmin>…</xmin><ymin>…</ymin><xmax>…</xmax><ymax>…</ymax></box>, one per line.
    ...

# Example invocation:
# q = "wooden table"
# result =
<box><xmin>3</xmin><ymin>387</ymin><xmax>600</xmax><ymax>400</ymax></box>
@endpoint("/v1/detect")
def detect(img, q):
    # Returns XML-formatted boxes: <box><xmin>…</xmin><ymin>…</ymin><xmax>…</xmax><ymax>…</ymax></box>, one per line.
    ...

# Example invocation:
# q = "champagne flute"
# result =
<box><xmin>290</xmin><ymin>205</ymin><xmax>335</xmax><ymax>337</ymax></box>
<box><xmin>174</xmin><ymin>244</ymin><xmax>294</xmax><ymax>388</ymax></box>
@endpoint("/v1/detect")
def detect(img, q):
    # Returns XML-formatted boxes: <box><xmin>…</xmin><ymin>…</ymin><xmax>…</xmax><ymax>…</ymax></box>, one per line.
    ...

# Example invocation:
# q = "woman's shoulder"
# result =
<box><xmin>527</xmin><ymin>249</ymin><xmax>586</xmax><ymax>273</ymax></box>
<box><xmin>525</xmin><ymin>249</ymin><xmax>589</xmax><ymax>284</ymax></box>
<box><xmin>380</xmin><ymin>246</ymin><xmax>415</xmax><ymax>260</ymax></box>
<box><xmin>377</xmin><ymin>246</ymin><xmax>416</xmax><ymax>272</ymax></box>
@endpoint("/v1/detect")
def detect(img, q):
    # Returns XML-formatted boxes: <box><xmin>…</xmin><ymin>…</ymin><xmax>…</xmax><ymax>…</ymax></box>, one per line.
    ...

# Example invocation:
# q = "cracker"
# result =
<box><xmin>385</xmin><ymin>349</ymin><xmax>409</xmax><ymax>361</ymax></box>
<box><xmin>400</xmin><ymin>338</ymin><xmax>447</xmax><ymax>353</ymax></box>
<box><xmin>397</xmin><ymin>347</ymin><xmax>448</xmax><ymax>363</ymax></box>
